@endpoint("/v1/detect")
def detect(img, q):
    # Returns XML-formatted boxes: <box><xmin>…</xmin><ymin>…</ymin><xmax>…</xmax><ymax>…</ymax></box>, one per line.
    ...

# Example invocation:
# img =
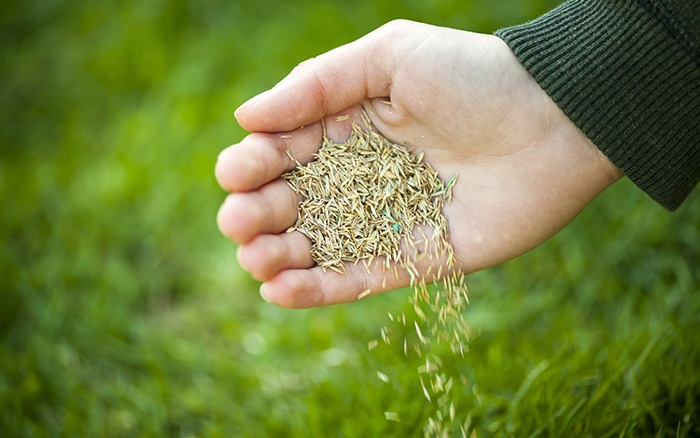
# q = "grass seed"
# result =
<box><xmin>282</xmin><ymin>111</ymin><xmax>471</xmax><ymax>437</ymax></box>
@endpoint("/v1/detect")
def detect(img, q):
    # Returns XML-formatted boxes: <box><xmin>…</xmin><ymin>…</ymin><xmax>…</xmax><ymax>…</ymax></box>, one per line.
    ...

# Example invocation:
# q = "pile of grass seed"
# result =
<box><xmin>283</xmin><ymin>112</ymin><xmax>472</xmax><ymax>437</ymax></box>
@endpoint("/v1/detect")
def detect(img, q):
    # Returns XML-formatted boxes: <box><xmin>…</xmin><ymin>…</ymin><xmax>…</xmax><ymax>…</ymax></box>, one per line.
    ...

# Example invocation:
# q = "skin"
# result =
<box><xmin>215</xmin><ymin>20</ymin><xmax>623</xmax><ymax>308</ymax></box>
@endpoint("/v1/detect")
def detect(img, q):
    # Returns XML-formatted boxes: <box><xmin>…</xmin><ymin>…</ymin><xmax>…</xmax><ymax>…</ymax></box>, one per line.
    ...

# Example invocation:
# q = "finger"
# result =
<box><xmin>215</xmin><ymin>126</ymin><xmax>322</xmax><ymax>193</ymax></box>
<box><xmin>237</xmin><ymin>231</ymin><xmax>314</xmax><ymax>281</ymax></box>
<box><xmin>234</xmin><ymin>20</ymin><xmax>429</xmax><ymax>132</ymax></box>
<box><xmin>216</xmin><ymin>108</ymin><xmax>367</xmax><ymax>194</ymax></box>
<box><xmin>259</xmin><ymin>237</ymin><xmax>456</xmax><ymax>309</ymax></box>
<box><xmin>259</xmin><ymin>260</ymin><xmax>411</xmax><ymax>309</ymax></box>
<box><xmin>217</xmin><ymin>179</ymin><xmax>299</xmax><ymax>244</ymax></box>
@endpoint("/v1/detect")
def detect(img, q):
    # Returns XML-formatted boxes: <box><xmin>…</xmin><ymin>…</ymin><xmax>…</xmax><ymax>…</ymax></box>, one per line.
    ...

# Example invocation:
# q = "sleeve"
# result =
<box><xmin>495</xmin><ymin>0</ymin><xmax>700</xmax><ymax>211</ymax></box>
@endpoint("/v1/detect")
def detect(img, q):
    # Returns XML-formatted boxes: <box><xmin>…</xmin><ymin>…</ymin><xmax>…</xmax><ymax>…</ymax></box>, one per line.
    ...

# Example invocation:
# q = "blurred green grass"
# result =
<box><xmin>1</xmin><ymin>0</ymin><xmax>698</xmax><ymax>436</ymax></box>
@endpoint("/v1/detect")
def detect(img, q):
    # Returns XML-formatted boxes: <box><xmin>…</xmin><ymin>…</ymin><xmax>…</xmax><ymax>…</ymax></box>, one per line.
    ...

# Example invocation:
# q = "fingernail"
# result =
<box><xmin>259</xmin><ymin>284</ymin><xmax>272</xmax><ymax>303</ymax></box>
<box><xmin>235</xmin><ymin>89</ymin><xmax>272</xmax><ymax>117</ymax></box>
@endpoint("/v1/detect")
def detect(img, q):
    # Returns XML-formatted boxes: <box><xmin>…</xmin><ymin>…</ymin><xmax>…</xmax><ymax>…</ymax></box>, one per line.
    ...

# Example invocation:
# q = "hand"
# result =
<box><xmin>216</xmin><ymin>20</ymin><xmax>622</xmax><ymax>308</ymax></box>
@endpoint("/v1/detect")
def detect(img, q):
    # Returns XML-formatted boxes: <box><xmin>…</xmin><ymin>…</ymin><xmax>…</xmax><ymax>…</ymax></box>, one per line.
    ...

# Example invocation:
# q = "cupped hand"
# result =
<box><xmin>216</xmin><ymin>20</ymin><xmax>622</xmax><ymax>308</ymax></box>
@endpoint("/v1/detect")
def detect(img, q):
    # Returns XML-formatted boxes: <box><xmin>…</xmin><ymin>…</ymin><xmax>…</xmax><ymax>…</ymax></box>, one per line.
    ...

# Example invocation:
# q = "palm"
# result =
<box><xmin>217</xmin><ymin>21</ymin><xmax>621</xmax><ymax>307</ymax></box>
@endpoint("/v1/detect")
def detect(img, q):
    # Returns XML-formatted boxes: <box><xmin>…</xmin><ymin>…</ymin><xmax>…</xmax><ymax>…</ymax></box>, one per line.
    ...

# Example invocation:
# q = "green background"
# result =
<box><xmin>1</xmin><ymin>0</ymin><xmax>698</xmax><ymax>436</ymax></box>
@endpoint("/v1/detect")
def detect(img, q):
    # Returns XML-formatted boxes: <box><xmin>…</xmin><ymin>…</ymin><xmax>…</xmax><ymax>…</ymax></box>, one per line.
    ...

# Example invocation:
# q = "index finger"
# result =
<box><xmin>233</xmin><ymin>20</ymin><xmax>426</xmax><ymax>132</ymax></box>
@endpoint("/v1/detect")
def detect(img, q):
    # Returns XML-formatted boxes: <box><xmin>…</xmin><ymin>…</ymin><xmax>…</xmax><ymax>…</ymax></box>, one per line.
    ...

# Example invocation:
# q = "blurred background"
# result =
<box><xmin>1</xmin><ymin>0</ymin><xmax>698</xmax><ymax>436</ymax></box>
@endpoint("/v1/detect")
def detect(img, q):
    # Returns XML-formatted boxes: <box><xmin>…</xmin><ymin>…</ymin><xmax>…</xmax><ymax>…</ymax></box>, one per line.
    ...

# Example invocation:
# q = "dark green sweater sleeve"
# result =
<box><xmin>495</xmin><ymin>0</ymin><xmax>700</xmax><ymax>211</ymax></box>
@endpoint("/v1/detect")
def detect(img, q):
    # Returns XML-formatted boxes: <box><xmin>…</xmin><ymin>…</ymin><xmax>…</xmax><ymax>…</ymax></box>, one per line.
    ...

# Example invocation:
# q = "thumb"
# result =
<box><xmin>234</xmin><ymin>20</ymin><xmax>417</xmax><ymax>132</ymax></box>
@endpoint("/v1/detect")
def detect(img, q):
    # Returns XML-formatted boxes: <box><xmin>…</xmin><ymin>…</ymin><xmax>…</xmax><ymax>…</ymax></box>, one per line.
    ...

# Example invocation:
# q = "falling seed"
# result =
<box><xmin>414</xmin><ymin>321</ymin><xmax>427</xmax><ymax>344</ymax></box>
<box><xmin>280</xmin><ymin>110</ymin><xmax>469</xmax><ymax>433</ymax></box>
<box><xmin>420</xmin><ymin>375</ymin><xmax>432</xmax><ymax>402</ymax></box>
<box><xmin>376</xmin><ymin>370</ymin><xmax>391</xmax><ymax>383</ymax></box>
<box><xmin>384</xmin><ymin>412</ymin><xmax>401</xmax><ymax>422</ymax></box>
<box><xmin>380</xmin><ymin>327</ymin><xmax>391</xmax><ymax>345</ymax></box>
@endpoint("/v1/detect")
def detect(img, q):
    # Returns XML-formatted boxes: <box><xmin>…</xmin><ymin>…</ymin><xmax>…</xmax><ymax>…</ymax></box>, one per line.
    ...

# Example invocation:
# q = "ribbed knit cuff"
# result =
<box><xmin>496</xmin><ymin>0</ymin><xmax>700</xmax><ymax>210</ymax></box>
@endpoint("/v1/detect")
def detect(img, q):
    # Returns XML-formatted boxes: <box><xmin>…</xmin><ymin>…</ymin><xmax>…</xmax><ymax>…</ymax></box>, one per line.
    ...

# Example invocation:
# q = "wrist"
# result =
<box><xmin>496</xmin><ymin>0</ymin><xmax>700</xmax><ymax>210</ymax></box>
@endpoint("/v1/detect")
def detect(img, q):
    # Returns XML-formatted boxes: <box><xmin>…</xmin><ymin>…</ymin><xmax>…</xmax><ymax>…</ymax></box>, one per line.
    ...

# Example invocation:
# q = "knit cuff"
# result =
<box><xmin>496</xmin><ymin>0</ymin><xmax>700</xmax><ymax>210</ymax></box>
